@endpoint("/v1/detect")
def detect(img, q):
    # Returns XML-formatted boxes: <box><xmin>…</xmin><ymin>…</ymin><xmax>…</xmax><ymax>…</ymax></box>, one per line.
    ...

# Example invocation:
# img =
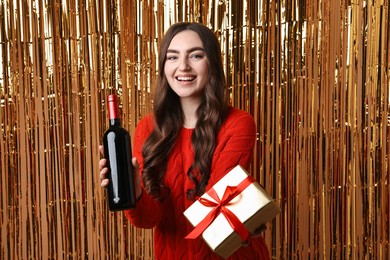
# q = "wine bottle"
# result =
<box><xmin>103</xmin><ymin>94</ymin><xmax>136</xmax><ymax>211</ymax></box>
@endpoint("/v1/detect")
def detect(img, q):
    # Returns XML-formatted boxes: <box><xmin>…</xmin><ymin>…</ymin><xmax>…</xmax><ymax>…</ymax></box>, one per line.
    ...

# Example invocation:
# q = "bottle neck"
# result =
<box><xmin>109</xmin><ymin>118</ymin><xmax>121</xmax><ymax>127</ymax></box>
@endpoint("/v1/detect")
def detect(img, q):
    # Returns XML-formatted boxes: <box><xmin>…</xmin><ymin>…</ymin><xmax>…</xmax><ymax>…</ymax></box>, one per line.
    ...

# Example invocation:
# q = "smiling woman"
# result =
<box><xmin>98</xmin><ymin>22</ymin><xmax>271</xmax><ymax>259</ymax></box>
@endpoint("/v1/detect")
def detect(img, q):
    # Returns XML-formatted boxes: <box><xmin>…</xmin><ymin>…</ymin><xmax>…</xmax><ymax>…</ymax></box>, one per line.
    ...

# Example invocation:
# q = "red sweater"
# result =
<box><xmin>125</xmin><ymin>107</ymin><xmax>270</xmax><ymax>260</ymax></box>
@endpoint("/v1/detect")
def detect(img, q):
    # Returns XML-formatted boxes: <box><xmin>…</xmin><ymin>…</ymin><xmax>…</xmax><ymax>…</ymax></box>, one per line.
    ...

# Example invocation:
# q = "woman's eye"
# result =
<box><xmin>167</xmin><ymin>56</ymin><xmax>177</xmax><ymax>60</ymax></box>
<box><xmin>190</xmin><ymin>53</ymin><xmax>204</xmax><ymax>59</ymax></box>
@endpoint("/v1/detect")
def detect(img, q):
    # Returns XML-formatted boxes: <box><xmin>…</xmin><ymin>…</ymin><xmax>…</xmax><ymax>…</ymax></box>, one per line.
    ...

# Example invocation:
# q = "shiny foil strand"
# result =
<box><xmin>0</xmin><ymin>0</ymin><xmax>389</xmax><ymax>259</ymax></box>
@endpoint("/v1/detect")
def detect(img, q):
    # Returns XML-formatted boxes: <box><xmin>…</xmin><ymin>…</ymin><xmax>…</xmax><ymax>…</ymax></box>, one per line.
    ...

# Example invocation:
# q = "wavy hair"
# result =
<box><xmin>142</xmin><ymin>22</ymin><xmax>229</xmax><ymax>200</ymax></box>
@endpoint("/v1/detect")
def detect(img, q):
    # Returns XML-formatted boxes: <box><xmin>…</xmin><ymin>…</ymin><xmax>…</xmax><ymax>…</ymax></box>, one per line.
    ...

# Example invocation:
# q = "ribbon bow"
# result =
<box><xmin>185</xmin><ymin>176</ymin><xmax>254</xmax><ymax>242</ymax></box>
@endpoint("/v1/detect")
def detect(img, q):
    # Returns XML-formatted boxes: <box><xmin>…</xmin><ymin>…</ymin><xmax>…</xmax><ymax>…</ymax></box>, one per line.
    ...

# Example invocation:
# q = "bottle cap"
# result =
<box><xmin>107</xmin><ymin>94</ymin><xmax>117</xmax><ymax>102</ymax></box>
<box><xmin>107</xmin><ymin>94</ymin><xmax>120</xmax><ymax>119</ymax></box>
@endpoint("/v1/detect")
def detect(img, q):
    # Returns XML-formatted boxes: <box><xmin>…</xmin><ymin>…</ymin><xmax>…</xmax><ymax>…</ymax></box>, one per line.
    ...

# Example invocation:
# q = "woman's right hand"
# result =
<box><xmin>98</xmin><ymin>145</ymin><xmax>110</xmax><ymax>187</ymax></box>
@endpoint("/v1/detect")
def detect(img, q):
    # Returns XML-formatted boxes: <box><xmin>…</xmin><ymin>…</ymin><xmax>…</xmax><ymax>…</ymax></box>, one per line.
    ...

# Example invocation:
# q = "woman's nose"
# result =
<box><xmin>178</xmin><ymin>58</ymin><xmax>190</xmax><ymax>70</ymax></box>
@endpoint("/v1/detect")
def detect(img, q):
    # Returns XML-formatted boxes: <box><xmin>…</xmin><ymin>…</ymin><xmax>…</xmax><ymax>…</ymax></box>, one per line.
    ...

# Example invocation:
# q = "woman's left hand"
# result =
<box><xmin>252</xmin><ymin>224</ymin><xmax>267</xmax><ymax>237</ymax></box>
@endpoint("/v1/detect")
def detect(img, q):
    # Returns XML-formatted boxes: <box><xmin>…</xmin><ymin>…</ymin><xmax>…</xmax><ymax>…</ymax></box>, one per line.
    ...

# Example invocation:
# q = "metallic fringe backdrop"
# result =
<box><xmin>0</xmin><ymin>0</ymin><xmax>389</xmax><ymax>259</ymax></box>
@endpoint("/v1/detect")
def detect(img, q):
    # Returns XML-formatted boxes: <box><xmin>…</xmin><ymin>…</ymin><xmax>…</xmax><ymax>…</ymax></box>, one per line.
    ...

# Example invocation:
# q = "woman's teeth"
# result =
<box><xmin>177</xmin><ymin>76</ymin><xmax>195</xmax><ymax>82</ymax></box>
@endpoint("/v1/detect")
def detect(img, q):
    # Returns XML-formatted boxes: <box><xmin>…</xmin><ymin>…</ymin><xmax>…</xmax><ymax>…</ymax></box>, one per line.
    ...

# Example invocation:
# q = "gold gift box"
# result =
<box><xmin>184</xmin><ymin>165</ymin><xmax>281</xmax><ymax>259</ymax></box>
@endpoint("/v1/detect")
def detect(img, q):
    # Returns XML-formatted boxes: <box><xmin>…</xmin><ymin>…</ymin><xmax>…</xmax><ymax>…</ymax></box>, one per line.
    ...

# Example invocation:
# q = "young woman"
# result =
<box><xmin>99</xmin><ymin>22</ymin><xmax>270</xmax><ymax>259</ymax></box>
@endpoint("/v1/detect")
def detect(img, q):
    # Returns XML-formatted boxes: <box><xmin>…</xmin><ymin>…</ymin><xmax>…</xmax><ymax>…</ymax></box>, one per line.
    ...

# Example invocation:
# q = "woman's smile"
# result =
<box><xmin>176</xmin><ymin>75</ymin><xmax>196</xmax><ymax>82</ymax></box>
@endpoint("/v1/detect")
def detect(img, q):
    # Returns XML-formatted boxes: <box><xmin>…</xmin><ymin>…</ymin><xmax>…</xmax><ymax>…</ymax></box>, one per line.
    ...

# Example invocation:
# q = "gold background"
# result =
<box><xmin>0</xmin><ymin>0</ymin><xmax>389</xmax><ymax>259</ymax></box>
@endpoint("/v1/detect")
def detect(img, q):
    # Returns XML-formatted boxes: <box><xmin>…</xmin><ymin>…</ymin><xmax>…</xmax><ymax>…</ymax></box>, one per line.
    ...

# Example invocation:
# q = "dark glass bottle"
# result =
<box><xmin>103</xmin><ymin>94</ymin><xmax>136</xmax><ymax>211</ymax></box>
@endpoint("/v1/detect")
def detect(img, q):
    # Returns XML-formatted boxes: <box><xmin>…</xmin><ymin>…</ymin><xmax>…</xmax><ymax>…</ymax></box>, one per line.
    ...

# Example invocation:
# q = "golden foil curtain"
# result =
<box><xmin>0</xmin><ymin>0</ymin><xmax>389</xmax><ymax>259</ymax></box>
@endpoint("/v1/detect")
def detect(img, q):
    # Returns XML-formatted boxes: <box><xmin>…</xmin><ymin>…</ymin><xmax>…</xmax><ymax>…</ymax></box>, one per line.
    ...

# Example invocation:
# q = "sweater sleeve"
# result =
<box><xmin>124</xmin><ymin>115</ymin><xmax>163</xmax><ymax>228</ymax></box>
<box><xmin>208</xmin><ymin>109</ymin><xmax>256</xmax><ymax>188</ymax></box>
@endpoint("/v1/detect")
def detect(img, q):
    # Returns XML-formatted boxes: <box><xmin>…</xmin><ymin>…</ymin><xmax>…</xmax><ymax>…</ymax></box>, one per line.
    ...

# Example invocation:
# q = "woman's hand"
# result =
<box><xmin>98</xmin><ymin>145</ymin><xmax>110</xmax><ymax>187</ymax></box>
<box><xmin>252</xmin><ymin>224</ymin><xmax>267</xmax><ymax>237</ymax></box>
<box><xmin>98</xmin><ymin>145</ymin><xmax>143</xmax><ymax>200</ymax></box>
<box><xmin>131</xmin><ymin>156</ymin><xmax>143</xmax><ymax>200</ymax></box>
<box><xmin>242</xmin><ymin>224</ymin><xmax>267</xmax><ymax>247</ymax></box>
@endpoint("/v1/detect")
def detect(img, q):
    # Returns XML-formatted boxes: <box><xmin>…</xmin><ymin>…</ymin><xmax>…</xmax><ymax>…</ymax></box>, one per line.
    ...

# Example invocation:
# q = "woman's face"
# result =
<box><xmin>164</xmin><ymin>30</ymin><xmax>209</xmax><ymax>103</ymax></box>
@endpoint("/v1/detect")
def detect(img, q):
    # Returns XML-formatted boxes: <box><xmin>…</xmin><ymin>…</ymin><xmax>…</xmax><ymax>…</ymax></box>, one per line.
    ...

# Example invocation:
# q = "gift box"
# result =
<box><xmin>184</xmin><ymin>165</ymin><xmax>281</xmax><ymax>259</ymax></box>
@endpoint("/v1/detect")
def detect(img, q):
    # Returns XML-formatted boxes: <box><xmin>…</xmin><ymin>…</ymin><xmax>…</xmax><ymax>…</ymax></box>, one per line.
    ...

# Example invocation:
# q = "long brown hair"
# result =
<box><xmin>142</xmin><ymin>22</ymin><xmax>229</xmax><ymax>200</ymax></box>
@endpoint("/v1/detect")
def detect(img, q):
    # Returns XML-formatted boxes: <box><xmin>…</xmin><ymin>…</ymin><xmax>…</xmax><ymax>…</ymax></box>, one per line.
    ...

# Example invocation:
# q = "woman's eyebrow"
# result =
<box><xmin>166</xmin><ymin>47</ymin><xmax>205</xmax><ymax>54</ymax></box>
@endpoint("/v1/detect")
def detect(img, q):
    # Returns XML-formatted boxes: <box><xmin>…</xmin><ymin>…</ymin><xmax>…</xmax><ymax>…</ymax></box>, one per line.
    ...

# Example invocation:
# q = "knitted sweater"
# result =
<box><xmin>125</xmin><ymin>107</ymin><xmax>270</xmax><ymax>260</ymax></box>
